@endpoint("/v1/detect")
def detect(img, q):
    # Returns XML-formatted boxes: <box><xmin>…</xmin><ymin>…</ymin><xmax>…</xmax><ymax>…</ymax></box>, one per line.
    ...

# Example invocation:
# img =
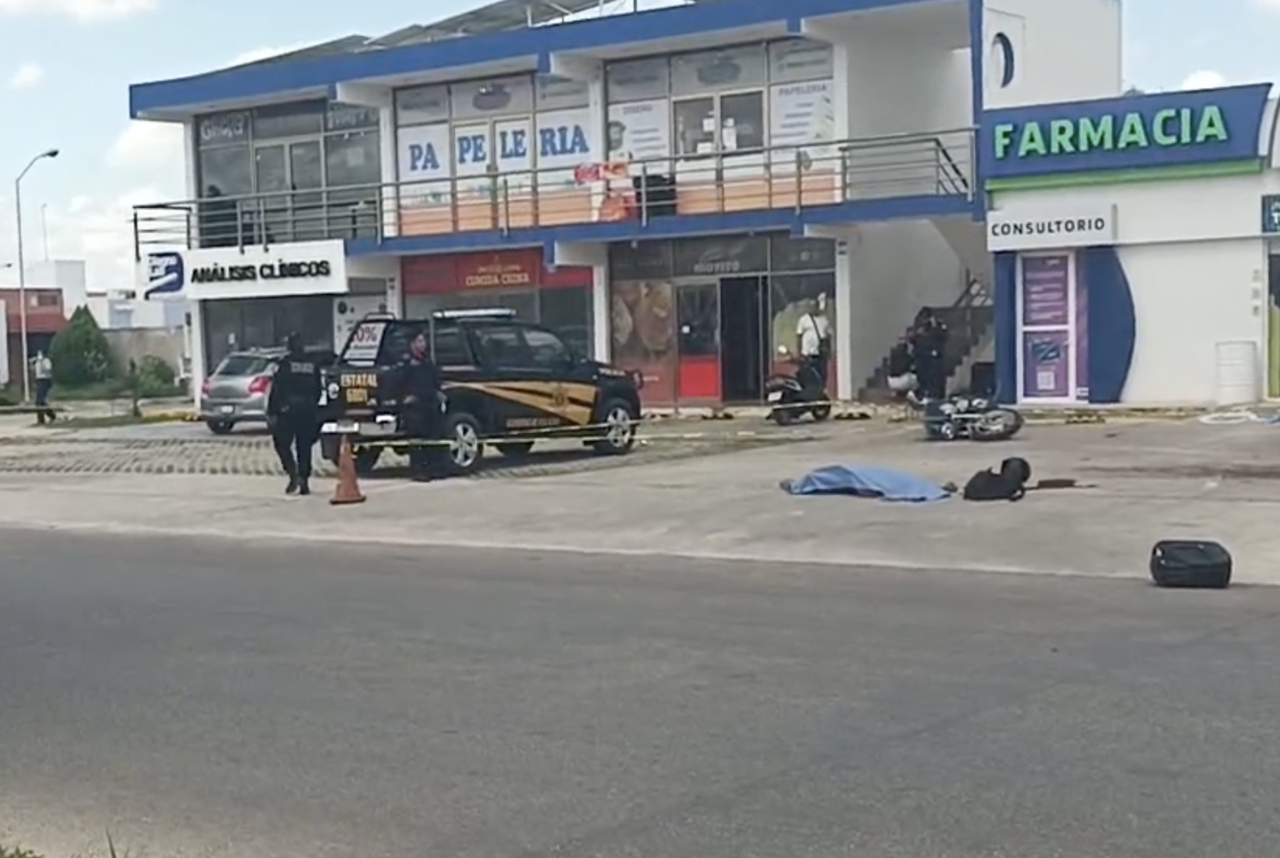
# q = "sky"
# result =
<box><xmin>0</xmin><ymin>0</ymin><xmax>1276</xmax><ymax>292</ymax></box>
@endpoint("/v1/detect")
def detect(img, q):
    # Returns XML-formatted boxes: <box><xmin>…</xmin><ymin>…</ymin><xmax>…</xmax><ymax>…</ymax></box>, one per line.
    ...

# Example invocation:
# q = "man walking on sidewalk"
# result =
<box><xmin>30</xmin><ymin>350</ymin><xmax>54</xmax><ymax>424</ymax></box>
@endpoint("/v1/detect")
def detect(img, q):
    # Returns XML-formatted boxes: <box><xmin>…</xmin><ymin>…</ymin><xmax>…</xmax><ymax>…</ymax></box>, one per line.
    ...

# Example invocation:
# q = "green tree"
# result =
<box><xmin>49</xmin><ymin>306</ymin><xmax>116</xmax><ymax>387</ymax></box>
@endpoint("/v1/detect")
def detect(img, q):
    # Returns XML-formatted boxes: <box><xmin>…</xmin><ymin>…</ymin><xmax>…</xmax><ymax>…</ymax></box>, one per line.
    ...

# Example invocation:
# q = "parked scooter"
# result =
<box><xmin>766</xmin><ymin>347</ymin><xmax>832</xmax><ymax>425</ymax></box>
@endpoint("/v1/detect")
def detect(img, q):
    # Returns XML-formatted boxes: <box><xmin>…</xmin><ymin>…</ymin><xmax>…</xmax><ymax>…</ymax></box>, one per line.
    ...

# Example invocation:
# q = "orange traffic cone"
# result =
<box><xmin>330</xmin><ymin>435</ymin><xmax>366</xmax><ymax>505</ymax></box>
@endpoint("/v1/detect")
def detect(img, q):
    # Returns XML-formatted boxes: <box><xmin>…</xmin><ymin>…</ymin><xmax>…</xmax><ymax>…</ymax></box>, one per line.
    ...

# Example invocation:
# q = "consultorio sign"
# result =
<box><xmin>986</xmin><ymin>206</ymin><xmax>1117</xmax><ymax>251</ymax></box>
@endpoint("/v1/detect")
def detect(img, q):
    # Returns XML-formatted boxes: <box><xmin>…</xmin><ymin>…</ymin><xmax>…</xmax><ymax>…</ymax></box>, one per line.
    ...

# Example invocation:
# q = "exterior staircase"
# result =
<box><xmin>858</xmin><ymin>272</ymin><xmax>994</xmax><ymax>402</ymax></box>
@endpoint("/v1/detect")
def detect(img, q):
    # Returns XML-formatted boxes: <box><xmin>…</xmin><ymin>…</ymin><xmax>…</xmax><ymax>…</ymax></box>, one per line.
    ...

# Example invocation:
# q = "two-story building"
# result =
<box><xmin>129</xmin><ymin>0</ymin><xmax>1122</xmax><ymax>407</ymax></box>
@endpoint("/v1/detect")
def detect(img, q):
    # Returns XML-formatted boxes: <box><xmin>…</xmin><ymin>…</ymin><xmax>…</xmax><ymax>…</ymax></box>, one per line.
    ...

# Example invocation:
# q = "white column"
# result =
<box><xmin>378</xmin><ymin>104</ymin><xmax>398</xmax><ymax>239</ymax></box>
<box><xmin>835</xmin><ymin>237</ymin><xmax>853</xmax><ymax>401</ymax></box>
<box><xmin>592</xmin><ymin>263</ymin><xmax>609</xmax><ymax>361</ymax></box>
<box><xmin>189</xmin><ymin>299</ymin><xmax>206</xmax><ymax>410</ymax></box>
<box><xmin>182</xmin><ymin>119</ymin><xmax>199</xmax><ymax>249</ymax></box>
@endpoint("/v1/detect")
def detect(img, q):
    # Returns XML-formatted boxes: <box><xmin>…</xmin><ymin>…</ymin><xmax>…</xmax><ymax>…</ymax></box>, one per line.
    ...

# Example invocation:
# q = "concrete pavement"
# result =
<box><xmin>2</xmin><ymin>419</ymin><xmax>1279</xmax><ymax>582</ymax></box>
<box><xmin>6</xmin><ymin>532</ymin><xmax>1280</xmax><ymax>857</ymax></box>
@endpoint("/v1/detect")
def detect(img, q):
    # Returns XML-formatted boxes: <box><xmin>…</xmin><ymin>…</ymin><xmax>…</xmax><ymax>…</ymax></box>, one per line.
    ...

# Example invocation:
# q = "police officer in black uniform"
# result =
<box><xmin>912</xmin><ymin>310</ymin><xmax>950</xmax><ymax>400</ymax></box>
<box><xmin>399</xmin><ymin>331</ymin><xmax>445</xmax><ymax>482</ymax></box>
<box><xmin>267</xmin><ymin>332</ymin><xmax>321</xmax><ymax>494</ymax></box>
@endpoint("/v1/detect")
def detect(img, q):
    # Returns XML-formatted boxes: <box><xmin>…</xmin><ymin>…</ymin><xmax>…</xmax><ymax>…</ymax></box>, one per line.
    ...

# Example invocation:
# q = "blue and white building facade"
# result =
<box><xmin>129</xmin><ymin>0</ymin><xmax>1123</xmax><ymax>406</ymax></box>
<box><xmin>982</xmin><ymin>84</ymin><xmax>1280</xmax><ymax>406</ymax></box>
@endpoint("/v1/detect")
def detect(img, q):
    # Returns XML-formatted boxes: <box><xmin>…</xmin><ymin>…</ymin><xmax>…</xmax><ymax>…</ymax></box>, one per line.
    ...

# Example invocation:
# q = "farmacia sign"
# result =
<box><xmin>993</xmin><ymin>105</ymin><xmax>1228</xmax><ymax>160</ymax></box>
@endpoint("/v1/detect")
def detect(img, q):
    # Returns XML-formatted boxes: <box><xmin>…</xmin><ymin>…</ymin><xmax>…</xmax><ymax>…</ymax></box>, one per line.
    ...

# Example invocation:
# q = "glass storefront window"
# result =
<box><xmin>193</xmin><ymin>100</ymin><xmax>382</xmax><ymax>245</ymax></box>
<box><xmin>605</xmin><ymin>57</ymin><xmax>670</xmax><ymax>103</ymax></box>
<box><xmin>450</xmin><ymin>76</ymin><xmax>534</xmax><ymax>120</ymax></box>
<box><xmin>197</xmin><ymin>112</ymin><xmax>249</xmax><ymax>148</ymax></box>
<box><xmin>674</xmin><ymin>98</ymin><xmax>715</xmax><ymax>156</ymax></box>
<box><xmin>610</xmin><ymin>279</ymin><xmax>677</xmax><ymax>402</ymax></box>
<box><xmin>768</xmin><ymin>272</ymin><xmax>836</xmax><ymax>373</ymax></box>
<box><xmin>671</xmin><ymin>45</ymin><xmax>767</xmax><ymax>95</ymax></box>
<box><xmin>767</xmin><ymin>39</ymin><xmax>834</xmax><ymax>83</ymax></box>
<box><xmin>325</xmin><ymin>130</ymin><xmax>381</xmax><ymax>187</ymax></box>
<box><xmin>396</xmin><ymin>85</ymin><xmax>450</xmax><ymax>125</ymax></box>
<box><xmin>720</xmin><ymin>92</ymin><xmax>765</xmax><ymax>151</ymax></box>
<box><xmin>538</xmin><ymin>286</ymin><xmax>593</xmax><ymax>358</ymax></box>
<box><xmin>324</xmin><ymin>130</ymin><xmax>382</xmax><ymax>239</ymax></box>
<box><xmin>251</xmin><ymin>102</ymin><xmax>324</xmax><ymax>138</ymax></box>
<box><xmin>202</xmin><ymin>295</ymin><xmax>336</xmax><ymax>370</ymax></box>
<box><xmin>196</xmin><ymin>145</ymin><xmax>252</xmax><ymax>247</ymax></box>
<box><xmin>198</xmin><ymin>145</ymin><xmax>252</xmax><ymax>197</ymax></box>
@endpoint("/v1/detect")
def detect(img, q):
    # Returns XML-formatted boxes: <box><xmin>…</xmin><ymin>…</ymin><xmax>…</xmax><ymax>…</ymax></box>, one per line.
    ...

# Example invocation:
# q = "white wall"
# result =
<box><xmin>839</xmin><ymin>37</ymin><xmax>971</xmax><ymax>138</ymax></box>
<box><xmin>1118</xmin><ymin>240</ymin><xmax>1262</xmax><ymax>404</ymax></box>
<box><xmin>992</xmin><ymin>171</ymin><xmax>1273</xmax><ymax>405</ymax></box>
<box><xmin>983</xmin><ymin>0</ymin><xmax>1121</xmax><ymax>108</ymax></box>
<box><xmin>845</xmin><ymin>219</ymin><xmax>968</xmax><ymax>390</ymax></box>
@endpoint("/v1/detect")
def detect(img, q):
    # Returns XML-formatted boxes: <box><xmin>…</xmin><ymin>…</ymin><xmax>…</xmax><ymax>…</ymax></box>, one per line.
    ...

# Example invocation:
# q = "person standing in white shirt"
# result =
<box><xmin>794</xmin><ymin>298</ymin><xmax>830</xmax><ymax>392</ymax></box>
<box><xmin>30</xmin><ymin>350</ymin><xmax>54</xmax><ymax>424</ymax></box>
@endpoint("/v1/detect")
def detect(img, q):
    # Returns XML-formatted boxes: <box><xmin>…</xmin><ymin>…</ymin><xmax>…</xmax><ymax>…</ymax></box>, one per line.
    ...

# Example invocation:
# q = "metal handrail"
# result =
<box><xmin>130</xmin><ymin>126</ymin><xmax>975</xmax><ymax>256</ymax></box>
<box><xmin>953</xmin><ymin>270</ymin><xmax>992</xmax><ymax>308</ymax></box>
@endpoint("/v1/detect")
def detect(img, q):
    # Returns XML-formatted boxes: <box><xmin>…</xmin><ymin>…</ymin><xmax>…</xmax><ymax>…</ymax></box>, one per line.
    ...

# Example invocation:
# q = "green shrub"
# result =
<box><xmin>49</xmin><ymin>306</ymin><xmax>115</xmax><ymax>387</ymax></box>
<box><xmin>135</xmin><ymin>354</ymin><xmax>178</xmax><ymax>397</ymax></box>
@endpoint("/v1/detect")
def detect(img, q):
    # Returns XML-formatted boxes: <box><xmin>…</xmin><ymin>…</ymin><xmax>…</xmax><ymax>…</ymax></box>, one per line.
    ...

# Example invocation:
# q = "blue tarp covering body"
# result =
<box><xmin>781</xmin><ymin>465</ymin><xmax>950</xmax><ymax>502</ymax></box>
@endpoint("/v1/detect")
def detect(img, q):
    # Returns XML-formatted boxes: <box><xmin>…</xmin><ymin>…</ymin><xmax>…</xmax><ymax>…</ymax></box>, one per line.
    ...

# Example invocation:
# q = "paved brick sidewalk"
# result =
<box><xmin>0</xmin><ymin>431</ymin><xmax>814</xmax><ymax>478</ymax></box>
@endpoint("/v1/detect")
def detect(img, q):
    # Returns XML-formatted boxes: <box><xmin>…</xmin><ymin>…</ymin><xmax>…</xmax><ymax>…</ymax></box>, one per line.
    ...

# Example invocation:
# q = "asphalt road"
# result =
<box><xmin>4</xmin><ymin>533</ymin><xmax>1280</xmax><ymax>858</ymax></box>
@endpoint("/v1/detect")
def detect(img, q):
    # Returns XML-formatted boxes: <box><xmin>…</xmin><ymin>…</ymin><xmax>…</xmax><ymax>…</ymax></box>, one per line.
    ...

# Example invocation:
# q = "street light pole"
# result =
<box><xmin>13</xmin><ymin>148</ymin><xmax>58</xmax><ymax>402</ymax></box>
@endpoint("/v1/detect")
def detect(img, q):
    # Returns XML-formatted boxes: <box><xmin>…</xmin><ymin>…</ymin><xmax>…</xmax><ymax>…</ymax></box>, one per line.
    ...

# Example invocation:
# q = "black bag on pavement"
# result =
<box><xmin>1149</xmin><ymin>540</ymin><xmax>1232</xmax><ymax>588</ymax></box>
<box><xmin>962</xmin><ymin>457</ymin><xmax>1031</xmax><ymax>501</ymax></box>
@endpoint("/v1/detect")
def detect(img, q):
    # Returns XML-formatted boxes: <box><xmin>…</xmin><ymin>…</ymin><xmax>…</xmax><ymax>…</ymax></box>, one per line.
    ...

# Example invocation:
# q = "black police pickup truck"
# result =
<box><xmin>318</xmin><ymin>309</ymin><xmax>643</xmax><ymax>476</ymax></box>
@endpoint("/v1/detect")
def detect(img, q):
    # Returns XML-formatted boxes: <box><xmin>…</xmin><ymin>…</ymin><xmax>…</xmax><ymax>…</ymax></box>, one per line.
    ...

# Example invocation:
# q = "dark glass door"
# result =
<box><xmin>718</xmin><ymin>276</ymin><xmax>767</xmax><ymax>401</ymax></box>
<box><xmin>676</xmin><ymin>282</ymin><xmax>719</xmax><ymax>399</ymax></box>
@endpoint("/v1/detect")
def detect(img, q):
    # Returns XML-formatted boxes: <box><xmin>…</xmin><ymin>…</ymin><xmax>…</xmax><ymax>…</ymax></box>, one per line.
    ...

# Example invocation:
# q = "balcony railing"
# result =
<box><xmin>131</xmin><ymin>127</ymin><xmax>974</xmax><ymax>257</ymax></box>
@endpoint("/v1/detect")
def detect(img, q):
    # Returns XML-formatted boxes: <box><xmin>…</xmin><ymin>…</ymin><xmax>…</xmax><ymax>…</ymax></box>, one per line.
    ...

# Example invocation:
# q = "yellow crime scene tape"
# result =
<box><xmin>345</xmin><ymin>400</ymin><xmax>870</xmax><ymax>451</ymax></box>
<box><xmin>348</xmin><ymin>423</ymin><xmax>825</xmax><ymax>451</ymax></box>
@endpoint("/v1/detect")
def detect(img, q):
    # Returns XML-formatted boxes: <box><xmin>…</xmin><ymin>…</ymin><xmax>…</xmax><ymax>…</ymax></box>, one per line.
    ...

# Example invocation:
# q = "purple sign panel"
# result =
<box><xmin>1021</xmin><ymin>255</ymin><xmax>1070</xmax><ymax>327</ymax></box>
<box><xmin>1074</xmin><ymin>269</ymin><xmax>1089</xmax><ymax>400</ymax></box>
<box><xmin>1022</xmin><ymin>331</ymin><xmax>1071</xmax><ymax>398</ymax></box>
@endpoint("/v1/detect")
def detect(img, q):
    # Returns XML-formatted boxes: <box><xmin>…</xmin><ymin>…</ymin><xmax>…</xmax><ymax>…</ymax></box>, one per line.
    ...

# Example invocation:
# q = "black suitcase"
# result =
<box><xmin>1149</xmin><ymin>540</ymin><xmax>1232</xmax><ymax>588</ymax></box>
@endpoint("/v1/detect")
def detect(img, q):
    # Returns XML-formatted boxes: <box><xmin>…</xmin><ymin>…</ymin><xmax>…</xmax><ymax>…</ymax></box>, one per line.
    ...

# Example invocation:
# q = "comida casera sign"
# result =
<box><xmin>983</xmin><ymin>84</ymin><xmax>1273</xmax><ymax>179</ymax></box>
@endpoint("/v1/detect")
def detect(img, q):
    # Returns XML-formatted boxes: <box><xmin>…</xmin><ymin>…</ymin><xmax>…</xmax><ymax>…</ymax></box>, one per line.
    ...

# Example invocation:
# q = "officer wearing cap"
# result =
<box><xmin>267</xmin><ymin>332</ymin><xmax>321</xmax><ymax>494</ymax></box>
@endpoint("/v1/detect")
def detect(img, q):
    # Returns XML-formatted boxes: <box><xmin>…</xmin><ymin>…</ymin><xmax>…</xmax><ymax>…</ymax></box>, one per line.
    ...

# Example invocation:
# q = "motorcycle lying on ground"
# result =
<box><xmin>909</xmin><ymin>391</ymin><xmax>1024</xmax><ymax>441</ymax></box>
<box><xmin>765</xmin><ymin>349</ymin><xmax>832</xmax><ymax>425</ymax></box>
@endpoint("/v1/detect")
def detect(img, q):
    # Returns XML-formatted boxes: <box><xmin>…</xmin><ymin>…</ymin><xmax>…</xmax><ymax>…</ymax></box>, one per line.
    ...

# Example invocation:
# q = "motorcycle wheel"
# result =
<box><xmin>937</xmin><ymin>420</ymin><xmax>958</xmax><ymax>441</ymax></box>
<box><xmin>811</xmin><ymin>405</ymin><xmax>832</xmax><ymax>421</ymax></box>
<box><xmin>771</xmin><ymin>404</ymin><xmax>797</xmax><ymax>426</ymax></box>
<box><xmin>971</xmin><ymin>407</ymin><xmax>1024</xmax><ymax>441</ymax></box>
